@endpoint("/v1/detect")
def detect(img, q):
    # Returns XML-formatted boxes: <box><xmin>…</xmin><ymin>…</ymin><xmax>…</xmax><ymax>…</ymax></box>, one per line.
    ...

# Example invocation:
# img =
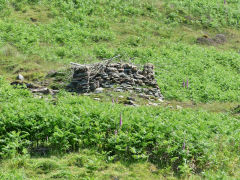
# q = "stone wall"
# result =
<box><xmin>69</xmin><ymin>62</ymin><xmax>163</xmax><ymax>99</ymax></box>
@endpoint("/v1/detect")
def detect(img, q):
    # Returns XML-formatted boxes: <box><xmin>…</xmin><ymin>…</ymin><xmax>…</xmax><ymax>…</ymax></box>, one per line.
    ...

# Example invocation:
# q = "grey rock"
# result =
<box><xmin>52</xmin><ymin>90</ymin><xmax>60</xmax><ymax>94</ymax></box>
<box><xmin>214</xmin><ymin>34</ymin><xmax>226</xmax><ymax>44</ymax></box>
<box><xmin>176</xmin><ymin>105</ymin><xmax>183</xmax><ymax>110</ymax></box>
<box><xmin>111</xmin><ymin>73</ymin><xmax>120</xmax><ymax>78</ymax></box>
<box><xmin>134</xmin><ymin>74</ymin><xmax>144</xmax><ymax>79</ymax></box>
<box><xmin>17</xmin><ymin>74</ymin><xmax>24</xmax><ymax>81</ymax></box>
<box><xmin>90</xmin><ymin>82</ymin><xmax>98</xmax><ymax>90</ymax></box>
<box><xmin>127</xmin><ymin>97</ymin><xmax>135</xmax><ymax>101</ymax></box>
<box><xmin>139</xmin><ymin>94</ymin><xmax>150</xmax><ymax>99</ymax></box>
<box><xmin>131</xmin><ymin>66</ymin><xmax>137</xmax><ymax>73</ymax></box>
<box><xmin>106</xmin><ymin>67</ymin><xmax>118</xmax><ymax>72</ymax></box>
<box><xmin>120</xmin><ymin>83</ymin><xmax>130</xmax><ymax>87</ymax></box>
<box><xmin>75</xmin><ymin>66</ymin><xmax>89</xmax><ymax>73</ymax></box>
<box><xmin>115</xmin><ymin>88</ymin><xmax>124</xmax><ymax>92</ymax></box>
<box><xmin>119</xmin><ymin>73</ymin><xmax>127</xmax><ymax>78</ymax></box>
<box><xmin>147</xmin><ymin>91</ymin><xmax>153</xmax><ymax>95</ymax></box>
<box><xmin>122</xmin><ymin>63</ymin><xmax>131</xmax><ymax>69</ymax></box>
<box><xmin>143</xmin><ymin>88</ymin><xmax>149</xmax><ymax>93</ymax></box>
<box><xmin>108</xmin><ymin>63</ymin><xmax>120</xmax><ymax>68</ymax></box>
<box><xmin>31</xmin><ymin>88</ymin><xmax>51</xmax><ymax>94</ymax></box>
<box><xmin>95</xmin><ymin>88</ymin><xmax>104</xmax><ymax>93</ymax></box>
<box><xmin>196</xmin><ymin>36</ymin><xmax>215</xmax><ymax>45</ymax></box>
<box><xmin>125</xmin><ymin>100</ymin><xmax>136</xmax><ymax>106</ymax></box>
<box><xmin>135</xmin><ymin>88</ymin><xmax>142</xmax><ymax>93</ymax></box>
<box><xmin>101</xmin><ymin>73</ymin><xmax>108</xmax><ymax>78</ymax></box>
<box><xmin>137</xmin><ymin>80</ymin><xmax>144</xmax><ymax>85</ymax></box>
<box><xmin>148</xmin><ymin>102</ymin><xmax>158</xmax><ymax>106</ymax></box>
<box><xmin>126</xmin><ymin>86</ymin><xmax>133</xmax><ymax>90</ymax></box>
<box><xmin>118</xmin><ymin>68</ymin><xmax>124</xmax><ymax>72</ymax></box>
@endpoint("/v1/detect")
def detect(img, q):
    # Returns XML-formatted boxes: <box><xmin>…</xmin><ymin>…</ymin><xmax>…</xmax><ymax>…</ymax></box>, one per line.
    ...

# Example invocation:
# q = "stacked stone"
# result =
<box><xmin>71</xmin><ymin>66</ymin><xmax>90</xmax><ymax>93</ymax></box>
<box><xmin>142</xmin><ymin>64</ymin><xmax>158</xmax><ymax>88</ymax></box>
<box><xmin>70</xmin><ymin>62</ymin><xmax>163</xmax><ymax>99</ymax></box>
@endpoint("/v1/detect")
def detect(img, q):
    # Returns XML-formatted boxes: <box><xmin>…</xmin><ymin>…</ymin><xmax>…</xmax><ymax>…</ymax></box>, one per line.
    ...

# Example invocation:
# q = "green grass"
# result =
<box><xmin>1</xmin><ymin>150</ymin><xmax>238</xmax><ymax>179</ymax></box>
<box><xmin>0</xmin><ymin>151</ymin><xmax>172</xmax><ymax>179</ymax></box>
<box><xmin>0</xmin><ymin>0</ymin><xmax>240</xmax><ymax>179</ymax></box>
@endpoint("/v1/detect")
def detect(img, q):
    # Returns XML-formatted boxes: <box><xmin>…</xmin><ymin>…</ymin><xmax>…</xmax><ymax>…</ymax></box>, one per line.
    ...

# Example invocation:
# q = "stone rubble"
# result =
<box><xmin>10</xmin><ymin>81</ymin><xmax>59</xmax><ymax>96</ymax></box>
<box><xmin>196</xmin><ymin>34</ymin><xmax>226</xmax><ymax>45</ymax></box>
<box><xmin>69</xmin><ymin>62</ymin><xmax>164</xmax><ymax>100</ymax></box>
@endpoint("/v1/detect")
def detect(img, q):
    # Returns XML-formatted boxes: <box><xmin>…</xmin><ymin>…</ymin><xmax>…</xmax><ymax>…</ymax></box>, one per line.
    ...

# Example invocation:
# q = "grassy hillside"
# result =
<box><xmin>0</xmin><ymin>0</ymin><xmax>240</xmax><ymax>179</ymax></box>
<box><xmin>0</xmin><ymin>0</ymin><xmax>239</xmax><ymax>102</ymax></box>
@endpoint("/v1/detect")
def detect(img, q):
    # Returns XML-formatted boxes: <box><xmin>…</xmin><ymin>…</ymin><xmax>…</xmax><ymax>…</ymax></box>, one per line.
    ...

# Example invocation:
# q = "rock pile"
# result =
<box><xmin>69</xmin><ymin>62</ymin><xmax>163</xmax><ymax>99</ymax></box>
<box><xmin>196</xmin><ymin>34</ymin><xmax>226</xmax><ymax>45</ymax></box>
<box><xmin>11</xmin><ymin>81</ymin><xmax>59</xmax><ymax>96</ymax></box>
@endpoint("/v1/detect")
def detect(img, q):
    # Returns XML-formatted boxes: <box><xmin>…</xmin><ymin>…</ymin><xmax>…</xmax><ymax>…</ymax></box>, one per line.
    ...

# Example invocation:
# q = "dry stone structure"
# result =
<box><xmin>69</xmin><ymin>62</ymin><xmax>163</xmax><ymax>99</ymax></box>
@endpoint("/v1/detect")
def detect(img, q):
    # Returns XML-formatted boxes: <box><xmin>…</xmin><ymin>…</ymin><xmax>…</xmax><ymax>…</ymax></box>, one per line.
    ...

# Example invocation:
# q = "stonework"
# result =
<box><xmin>69</xmin><ymin>62</ymin><xmax>164</xmax><ymax>100</ymax></box>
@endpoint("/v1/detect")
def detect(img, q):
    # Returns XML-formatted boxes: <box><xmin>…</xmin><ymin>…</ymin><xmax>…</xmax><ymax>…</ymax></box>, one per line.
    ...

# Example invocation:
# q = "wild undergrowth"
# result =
<box><xmin>0</xmin><ymin>78</ymin><xmax>239</xmax><ymax>177</ymax></box>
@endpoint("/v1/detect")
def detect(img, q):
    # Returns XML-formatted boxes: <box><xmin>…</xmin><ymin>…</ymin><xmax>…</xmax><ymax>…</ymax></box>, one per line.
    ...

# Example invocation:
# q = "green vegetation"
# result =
<box><xmin>0</xmin><ymin>0</ymin><xmax>239</xmax><ymax>179</ymax></box>
<box><xmin>163</xmin><ymin>0</ymin><xmax>240</xmax><ymax>28</ymax></box>
<box><xmin>0</xmin><ymin>150</ymin><xmax>174</xmax><ymax>179</ymax></box>
<box><xmin>0</xmin><ymin>78</ymin><xmax>239</xmax><ymax>179</ymax></box>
